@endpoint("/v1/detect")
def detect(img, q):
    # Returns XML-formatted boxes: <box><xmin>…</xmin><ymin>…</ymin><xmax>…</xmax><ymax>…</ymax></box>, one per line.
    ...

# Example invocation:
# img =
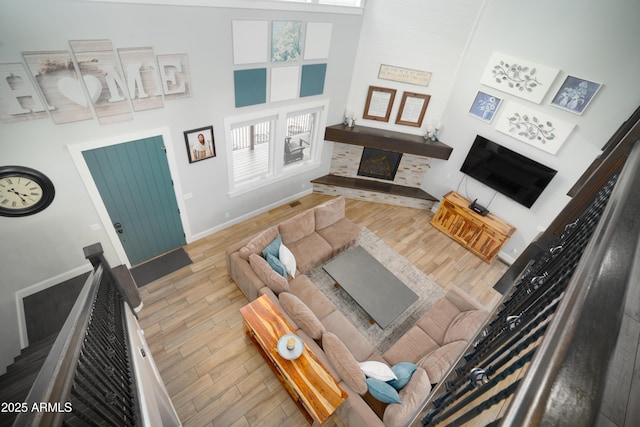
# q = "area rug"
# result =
<box><xmin>131</xmin><ymin>248</ymin><xmax>192</xmax><ymax>287</ymax></box>
<box><xmin>307</xmin><ymin>227</ymin><xmax>446</xmax><ymax>353</ymax></box>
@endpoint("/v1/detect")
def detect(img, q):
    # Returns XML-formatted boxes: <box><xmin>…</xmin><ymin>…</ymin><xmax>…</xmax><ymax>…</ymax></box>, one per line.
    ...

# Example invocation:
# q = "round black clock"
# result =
<box><xmin>0</xmin><ymin>166</ymin><xmax>55</xmax><ymax>217</ymax></box>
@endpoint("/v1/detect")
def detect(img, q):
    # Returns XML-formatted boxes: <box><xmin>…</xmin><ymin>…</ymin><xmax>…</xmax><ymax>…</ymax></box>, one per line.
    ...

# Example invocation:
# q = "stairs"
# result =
<box><xmin>0</xmin><ymin>334</ymin><xmax>57</xmax><ymax>427</ymax></box>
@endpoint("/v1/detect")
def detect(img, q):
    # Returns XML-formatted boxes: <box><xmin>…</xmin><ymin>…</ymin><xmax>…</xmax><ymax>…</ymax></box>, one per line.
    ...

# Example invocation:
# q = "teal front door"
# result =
<box><xmin>83</xmin><ymin>136</ymin><xmax>186</xmax><ymax>265</ymax></box>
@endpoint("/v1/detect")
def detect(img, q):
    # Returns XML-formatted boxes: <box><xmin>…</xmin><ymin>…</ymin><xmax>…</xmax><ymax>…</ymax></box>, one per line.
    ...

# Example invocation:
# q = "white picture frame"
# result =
<box><xmin>494</xmin><ymin>101</ymin><xmax>575</xmax><ymax>155</ymax></box>
<box><xmin>480</xmin><ymin>52</ymin><xmax>560</xmax><ymax>104</ymax></box>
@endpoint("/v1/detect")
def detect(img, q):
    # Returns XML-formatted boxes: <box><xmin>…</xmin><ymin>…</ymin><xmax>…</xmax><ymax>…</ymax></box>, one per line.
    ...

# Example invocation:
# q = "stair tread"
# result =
<box><xmin>14</xmin><ymin>334</ymin><xmax>57</xmax><ymax>361</ymax></box>
<box><xmin>0</xmin><ymin>334</ymin><xmax>57</xmax><ymax>405</ymax></box>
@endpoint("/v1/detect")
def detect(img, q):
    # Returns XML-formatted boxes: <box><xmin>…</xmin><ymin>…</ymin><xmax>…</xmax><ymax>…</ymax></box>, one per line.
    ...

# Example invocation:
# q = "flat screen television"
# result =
<box><xmin>460</xmin><ymin>135</ymin><xmax>557</xmax><ymax>208</ymax></box>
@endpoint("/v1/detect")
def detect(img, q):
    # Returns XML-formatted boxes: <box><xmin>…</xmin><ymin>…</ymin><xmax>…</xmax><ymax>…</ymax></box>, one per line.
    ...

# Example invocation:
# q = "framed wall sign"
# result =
<box><xmin>395</xmin><ymin>91</ymin><xmax>430</xmax><ymax>127</ymax></box>
<box><xmin>184</xmin><ymin>126</ymin><xmax>215</xmax><ymax>163</ymax></box>
<box><xmin>363</xmin><ymin>86</ymin><xmax>396</xmax><ymax>122</ymax></box>
<box><xmin>378</xmin><ymin>64</ymin><xmax>432</xmax><ymax>86</ymax></box>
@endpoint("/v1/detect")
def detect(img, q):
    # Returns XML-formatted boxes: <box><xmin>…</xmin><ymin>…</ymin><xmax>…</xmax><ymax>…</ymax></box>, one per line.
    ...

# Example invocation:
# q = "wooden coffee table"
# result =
<box><xmin>240</xmin><ymin>295</ymin><xmax>347</xmax><ymax>425</ymax></box>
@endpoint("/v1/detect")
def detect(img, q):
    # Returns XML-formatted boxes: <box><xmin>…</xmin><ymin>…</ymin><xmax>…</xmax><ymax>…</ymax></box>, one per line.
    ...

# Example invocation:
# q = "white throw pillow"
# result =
<box><xmin>279</xmin><ymin>243</ymin><xmax>297</xmax><ymax>278</ymax></box>
<box><xmin>359</xmin><ymin>360</ymin><xmax>397</xmax><ymax>381</ymax></box>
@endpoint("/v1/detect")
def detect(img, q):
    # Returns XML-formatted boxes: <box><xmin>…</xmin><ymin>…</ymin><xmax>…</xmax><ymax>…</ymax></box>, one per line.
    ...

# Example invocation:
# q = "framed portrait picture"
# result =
<box><xmin>363</xmin><ymin>86</ymin><xmax>397</xmax><ymax>122</ymax></box>
<box><xmin>184</xmin><ymin>126</ymin><xmax>215</xmax><ymax>163</ymax></box>
<box><xmin>551</xmin><ymin>75</ymin><xmax>602</xmax><ymax>115</ymax></box>
<box><xmin>469</xmin><ymin>91</ymin><xmax>503</xmax><ymax>123</ymax></box>
<box><xmin>395</xmin><ymin>92</ymin><xmax>431</xmax><ymax>127</ymax></box>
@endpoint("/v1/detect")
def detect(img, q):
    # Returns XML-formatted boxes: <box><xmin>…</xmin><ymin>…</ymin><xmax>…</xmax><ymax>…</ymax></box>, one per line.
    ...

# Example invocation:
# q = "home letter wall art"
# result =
<box><xmin>1</xmin><ymin>39</ymin><xmax>191</xmax><ymax>125</ymax></box>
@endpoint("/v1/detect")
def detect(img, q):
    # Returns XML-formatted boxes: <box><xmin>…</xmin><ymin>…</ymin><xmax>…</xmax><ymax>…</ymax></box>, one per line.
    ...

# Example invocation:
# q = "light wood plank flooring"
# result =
<box><xmin>137</xmin><ymin>194</ymin><xmax>508</xmax><ymax>427</ymax></box>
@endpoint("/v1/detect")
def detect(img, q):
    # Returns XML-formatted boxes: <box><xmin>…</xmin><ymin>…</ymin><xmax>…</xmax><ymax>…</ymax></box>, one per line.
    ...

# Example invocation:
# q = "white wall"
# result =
<box><xmin>347</xmin><ymin>0</ymin><xmax>485</xmax><ymax>133</ymax></box>
<box><xmin>0</xmin><ymin>0</ymin><xmax>362</xmax><ymax>372</ymax></box>
<box><xmin>348</xmin><ymin>0</ymin><xmax>640</xmax><ymax>262</ymax></box>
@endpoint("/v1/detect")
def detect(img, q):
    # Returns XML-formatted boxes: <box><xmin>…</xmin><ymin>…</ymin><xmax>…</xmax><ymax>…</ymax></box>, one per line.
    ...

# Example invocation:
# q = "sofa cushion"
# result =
<box><xmin>383</xmin><ymin>368</ymin><xmax>431</xmax><ymax>427</ymax></box>
<box><xmin>278</xmin><ymin>243</ymin><xmax>297</xmax><ymax>278</ymax></box>
<box><xmin>414</xmin><ymin>297</ymin><xmax>463</xmax><ymax>346</ymax></box>
<box><xmin>321</xmin><ymin>311</ymin><xmax>376</xmax><ymax>362</ymax></box>
<box><xmin>285</xmin><ymin>232</ymin><xmax>333</xmax><ymax>273</ymax></box>
<box><xmin>443</xmin><ymin>309</ymin><xmax>488</xmax><ymax>344</ymax></box>
<box><xmin>315</xmin><ymin>196</ymin><xmax>345</xmax><ymax>230</ymax></box>
<box><xmin>366</xmin><ymin>378</ymin><xmax>402</xmax><ymax>404</ymax></box>
<box><xmin>265</xmin><ymin>253</ymin><xmax>287</xmax><ymax>278</ymax></box>
<box><xmin>359</xmin><ymin>361</ymin><xmax>397</xmax><ymax>382</ymax></box>
<box><xmin>417</xmin><ymin>340</ymin><xmax>467</xmax><ymax>384</ymax></box>
<box><xmin>279</xmin><ymin>292</ymin><xmax>326</xmax><ymax>340</ymax></box>
<box><xmin>248</xmin><ymin>253</ymin><xmax>289</xmax><ymax>294</ymax></box>
<box><xmin>383</xmin><ymin>326</ymin><xmax>439</xmax><ymax>366</ymax></box>
<box><xmin>262</xmin><ymin>234</ymin><xmax>282</xmax><ymax>259</ymax></box>
<box><xmin>279</xmin><ymin>209</ymin><xmax>315</xmax><ymax>245</ymax></box>
<box><xmin>288</xmin><ymin>275</ymin><xmax>336</xmax><ymax>320</ymax></box>
<box><xmin>323</xmin><ymin>332</ymin><xmax>367</xmax><ymax>395</ymax></box>
<box><xmin>388</xmin><ymin>362</ymin><xmax>419</xmax><ymax>390</ymax></box>
<box><xmin>316</xmin><ymin>217</ymin><xmax>361</xmax><ymax>255</ymax></box>
<box><xmin>239</xmin><ymin>226</ymin><xmax>279</xmax><ymax>260</ymax></box>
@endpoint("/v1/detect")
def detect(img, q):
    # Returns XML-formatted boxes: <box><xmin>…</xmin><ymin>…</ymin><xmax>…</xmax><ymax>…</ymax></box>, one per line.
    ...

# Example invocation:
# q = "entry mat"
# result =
<box><xmin>131</xmin><ymin>248</ymin><xmax>193</xmax><ymax>287</ymax></box>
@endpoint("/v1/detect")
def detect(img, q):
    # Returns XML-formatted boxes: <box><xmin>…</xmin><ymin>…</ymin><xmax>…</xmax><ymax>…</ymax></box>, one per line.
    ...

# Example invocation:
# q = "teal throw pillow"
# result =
<box><xmin>365</xmin><ymin>377</ymin><xmax>402</xmax><ymax>404</ymax></box>
<box><xmin>266</xmin><ymin>253</ymin><xmax>287</xmax><ymax>278</ymax></box>
<box><xmin>388</xmin><ymin>362</ymin><xmax>418</xmax><ymax>390</ymax></box>
<box><xmin>262</xmin><ymin>235</ymin><xmax>282</xmax><ymax>260</ymax></box>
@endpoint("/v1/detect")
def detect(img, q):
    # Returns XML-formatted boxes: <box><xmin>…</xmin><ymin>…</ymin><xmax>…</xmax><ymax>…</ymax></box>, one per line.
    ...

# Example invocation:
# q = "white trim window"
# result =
<box><xmin>225</xmin><ymin>100</ymin><xmax>329</xmax><ymax>195</ymax></box>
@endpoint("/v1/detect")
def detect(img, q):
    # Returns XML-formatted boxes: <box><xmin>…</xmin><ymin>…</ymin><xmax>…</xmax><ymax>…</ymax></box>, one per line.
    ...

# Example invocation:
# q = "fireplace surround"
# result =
<box><xmin>313</xmin><ymin>124</ymin><xmax>453</xmax><ymax>209</ymax></box>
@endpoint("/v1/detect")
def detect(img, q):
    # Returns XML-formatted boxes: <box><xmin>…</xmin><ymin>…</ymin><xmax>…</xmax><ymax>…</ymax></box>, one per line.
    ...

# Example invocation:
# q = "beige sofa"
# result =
<box><xmin>225</xmin><ymin>196</ymin><xmax>488</xmax><ymax>427</ymax></box>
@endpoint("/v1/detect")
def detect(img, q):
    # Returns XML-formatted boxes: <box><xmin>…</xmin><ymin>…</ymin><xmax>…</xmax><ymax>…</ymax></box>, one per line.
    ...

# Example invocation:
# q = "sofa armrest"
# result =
<box><xmin>383</xmin><ymin>368</ymin><xmax>431</xmax><ymax>427</ymax></box>
<box><xmin>444</xmin><ymin>286</ymin><xmax>487</xmax><ymax>312</ymax></box>
<box><xmin>227</xmin><ymin>251</ymin><xmax>267</xmax><ymax>301</ymax></box>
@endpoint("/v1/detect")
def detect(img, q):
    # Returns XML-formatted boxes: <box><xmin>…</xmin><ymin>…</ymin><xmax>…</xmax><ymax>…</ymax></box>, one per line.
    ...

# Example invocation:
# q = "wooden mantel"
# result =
<box><xmin>324</xmin><ymin>123</ymin><xmax>453</xmax><ymax>160</ymax></box>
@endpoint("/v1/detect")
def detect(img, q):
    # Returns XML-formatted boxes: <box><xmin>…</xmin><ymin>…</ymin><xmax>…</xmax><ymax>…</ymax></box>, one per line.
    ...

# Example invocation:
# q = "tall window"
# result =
<box><xmin>231</xmin><ymin>119</ymin><xmax>273</xmax><ymax>184</ymax></box>
<box><xmin>284</xmin><ymin>111</ymin><xmax>315</xmax><ymax>166</ymax></box>
<box><xmin>225</xmin><ymin>100</ymin><xmax>328</xmax><ymax>195</ymax></box>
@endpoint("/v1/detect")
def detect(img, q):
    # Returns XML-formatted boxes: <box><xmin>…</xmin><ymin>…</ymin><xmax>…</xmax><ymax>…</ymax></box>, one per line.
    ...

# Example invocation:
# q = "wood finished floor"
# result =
<box><xmin>137</xmin><ymin>194</ymin><xmax>509</xmax><ymax>427</ymax></box>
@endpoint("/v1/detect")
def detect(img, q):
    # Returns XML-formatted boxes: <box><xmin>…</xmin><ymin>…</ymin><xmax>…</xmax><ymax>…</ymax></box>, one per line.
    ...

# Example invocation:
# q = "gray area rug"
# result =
<box><xmin>307</xmin><ymin>227</ymin><xmax>446</xmax><ymax>353</ymax></box>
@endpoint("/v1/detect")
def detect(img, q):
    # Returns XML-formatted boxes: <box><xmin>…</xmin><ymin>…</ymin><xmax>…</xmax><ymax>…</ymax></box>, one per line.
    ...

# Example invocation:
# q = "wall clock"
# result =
<box><xmin>0</xmin><ymin>166</ymin><xmax>55</xmax><ymax>217</ymax></box>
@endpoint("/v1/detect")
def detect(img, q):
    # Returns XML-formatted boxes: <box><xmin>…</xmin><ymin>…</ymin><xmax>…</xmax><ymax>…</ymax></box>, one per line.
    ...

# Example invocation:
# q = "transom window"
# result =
<box><xmin>225</xmin><ymin>100</ymin><xmax>328</xmax><ymax>195</ymax></box>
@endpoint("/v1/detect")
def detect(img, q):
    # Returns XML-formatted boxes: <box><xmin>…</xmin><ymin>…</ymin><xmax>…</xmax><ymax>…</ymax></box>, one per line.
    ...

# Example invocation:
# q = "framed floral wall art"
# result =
<box><xmin>480</xmin><ymin>52</ymin><xmax>559</xmax><ymax>104</ymax></box>
<box><xmin>469</xmin><ymin>91</ymin><xmax>502</xmax><ymax>123</ymax></box>
<box><xmin>551</xmin><ymin>75</ymin><xmax>602</xmax><ymax>115</ymax></box>
<box><xmin>494</xmin><ymin>101</ymin><xmax>575</xmax><ymax>155</ymax></box>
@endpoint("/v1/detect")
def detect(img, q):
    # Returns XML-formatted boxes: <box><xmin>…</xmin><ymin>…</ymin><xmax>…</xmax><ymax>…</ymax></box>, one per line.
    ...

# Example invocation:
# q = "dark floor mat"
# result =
<box><xmin>131</xmin><ymin>248</ymin><xmax>192</xmax><ymax>287</ymax></box>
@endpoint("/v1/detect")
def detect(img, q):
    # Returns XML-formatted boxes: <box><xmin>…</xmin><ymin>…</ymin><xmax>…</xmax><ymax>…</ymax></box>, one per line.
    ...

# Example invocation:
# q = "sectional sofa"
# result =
<box><xmin>225</xmin><ymin>196</ymin><xmax>489</xmax><ymax>427</ymax></box>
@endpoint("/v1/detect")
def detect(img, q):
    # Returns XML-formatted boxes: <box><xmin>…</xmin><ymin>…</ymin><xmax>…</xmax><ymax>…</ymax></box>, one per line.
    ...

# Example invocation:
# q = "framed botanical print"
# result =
<box><xmin>363</xmin><ymin>86</ymin><xmax>396</xmax><ymax>122</ymax></box>
<box><xmin>469</xmin><ymin>91</ymin><xmax>503</xmax><ymax>123</ymax></box>
<box><xmin>551</xmin><ymin>75</ymin><xmax>602</xmax><ymax>115</ymax></box>
<box><xmin>184</xmin><ymin>126</ymin><xmax>215</xmax><ymax>163</ymax></box>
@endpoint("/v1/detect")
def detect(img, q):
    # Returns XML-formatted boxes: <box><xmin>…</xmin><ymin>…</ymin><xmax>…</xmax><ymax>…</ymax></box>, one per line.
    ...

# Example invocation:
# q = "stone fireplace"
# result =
<box><xmin>313</xmin><ymin>142</ymin><xmax>434</xmax><ymax>209</ymax></box>
<box><xmin>313</xmin><ymin>124</ymin><xmax>453</xmax><ymax>210</ymax></box>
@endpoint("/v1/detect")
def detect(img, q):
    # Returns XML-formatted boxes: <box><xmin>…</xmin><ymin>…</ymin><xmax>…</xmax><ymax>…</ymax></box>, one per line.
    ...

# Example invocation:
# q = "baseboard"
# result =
<box><xmin>190</xmin><ymin>188</ymin><xmax>313</xmax><ymax>242</ymax></box>
<box><xmin>15</xmin><ymin>264</ymin><xmax>93</xmax><ymax>349</ymax></box>
<box><xmin>497</xmin><ymin>251</ymin><xmax>515</xmax><ymax>266</ymax></box>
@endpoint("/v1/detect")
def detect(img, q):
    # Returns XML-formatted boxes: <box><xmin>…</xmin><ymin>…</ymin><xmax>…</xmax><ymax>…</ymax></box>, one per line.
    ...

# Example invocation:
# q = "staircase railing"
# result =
<box><xmin>414</xmin><ymin>139</ymin><xmax>640</xmax><ymax>426</ymax></box>
<box><xmin>13</xmin><ymin>244</ymin><xmax>178</xmax><ymax>426</ymax></box>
